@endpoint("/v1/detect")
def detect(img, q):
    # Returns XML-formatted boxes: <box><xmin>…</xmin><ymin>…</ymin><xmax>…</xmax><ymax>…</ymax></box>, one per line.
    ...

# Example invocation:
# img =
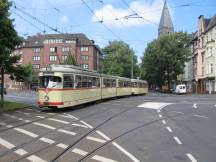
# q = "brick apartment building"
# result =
<box><xmin>17</xmin><ymin>33</ymin><xmax>103</xmax><ymax>71</ymax></box>
<box><xmin>5</xmin><ymin>33</ymin><xmax>103</xmax><ymax>89</ymax></box>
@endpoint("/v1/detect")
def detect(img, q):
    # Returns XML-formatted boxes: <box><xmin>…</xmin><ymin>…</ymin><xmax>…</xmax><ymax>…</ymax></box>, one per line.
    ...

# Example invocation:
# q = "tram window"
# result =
<box><xmin>39</xmin><ymin>76</ymin><xmax>62</xmax><ymax>88</ymax></box>
<box><xmin>96</xmin><ymin>78</ymin><xmax>100</xmax><ymax>87</ymax></box>
<box><xmin>112</xmin><ymin>80</ymin><xmax>116</xmax><ymax>87</ymax></box>
<box><xmin>118</xmin><ymin>80</ymin><xmax>123</xmax><ymax>87</ymax></box>
<box><xmin>63</xmin><ymin>75</ymin><xmax>73</xmax><ymax>88</ymax></box>
<box><xmin>82</xmin><ymin>76</ymin><xmax>88</xmax><ymax>88</ymax></box>
<box><xmin>88</xmin><ymin>77</ymin><xmax>93</xmax><ymax>87</ymax></box>
<box><xmin>75</xmin><ymin>75</ymin><xmax>82</xmax><ymax>88</ymax></box>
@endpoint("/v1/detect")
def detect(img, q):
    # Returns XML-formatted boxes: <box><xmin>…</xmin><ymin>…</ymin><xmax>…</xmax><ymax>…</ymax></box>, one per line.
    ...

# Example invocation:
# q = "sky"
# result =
<box><xmin>11</xmin><ymin>0</ymin><xmax>216</xmax><ymax>62</ymax></box>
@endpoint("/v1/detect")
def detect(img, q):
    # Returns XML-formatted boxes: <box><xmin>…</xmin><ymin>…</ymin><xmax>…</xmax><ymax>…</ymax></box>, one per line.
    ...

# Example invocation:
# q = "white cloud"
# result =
<box><xmin>92</xmin><ymin>0</ymin><xmax>170</xmax><ymax>28</ymax></box>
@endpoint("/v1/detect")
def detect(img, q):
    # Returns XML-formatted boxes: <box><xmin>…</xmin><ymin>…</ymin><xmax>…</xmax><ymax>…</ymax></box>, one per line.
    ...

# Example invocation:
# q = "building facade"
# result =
<box><xmin>17</xmin><ymin>33</ymin><xmax>103</xmax><ymax>71</ymax></box>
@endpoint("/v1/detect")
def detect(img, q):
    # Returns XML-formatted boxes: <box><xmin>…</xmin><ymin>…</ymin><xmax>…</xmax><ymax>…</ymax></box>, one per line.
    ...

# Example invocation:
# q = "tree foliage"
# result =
<box><xmin>102</xmin><ymin>40</ymin><xmax>139</xmax><ymax>78</ymax></box>
<box><xmin>64</xmin><ymin>54</ymin><xmax>76</xmax><ymax>65</ymax></box>
<box><xmin>141</xmin><ymin>32</ymin><xmax>191</xmax><ymax>89</ymax></box>
<box><xmin>0</xmin><ymin>0</ymin><xmax>24</xmax><ymax>105</ymax></box>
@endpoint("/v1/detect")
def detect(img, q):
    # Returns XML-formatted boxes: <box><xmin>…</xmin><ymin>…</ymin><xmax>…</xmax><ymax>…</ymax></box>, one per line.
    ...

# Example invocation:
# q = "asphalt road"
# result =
<box><xmin>1</xmin><ymin>93</ymin><xmax>216</xmax><ymax>162</ymax></box>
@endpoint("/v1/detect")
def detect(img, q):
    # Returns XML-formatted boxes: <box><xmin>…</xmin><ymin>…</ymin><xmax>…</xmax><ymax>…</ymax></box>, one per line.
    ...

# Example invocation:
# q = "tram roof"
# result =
<box><xmin>131</xmin><ymin>79</ymin><xmax>148</xmax><ymax>84</ymax></box>
<box><xmin>40</xmin><ymin>65</ymin><xmax>131</xmax><ymax>81</ymax></box>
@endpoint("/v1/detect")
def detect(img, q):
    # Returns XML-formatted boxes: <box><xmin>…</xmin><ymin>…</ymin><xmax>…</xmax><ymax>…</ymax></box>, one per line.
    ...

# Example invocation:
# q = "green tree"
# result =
<box><xmin>64</xmin><ymin>54</ymin><xmax>76</xmax><ymax>65</ymax></box>
<box><xmin>0</xmin><ymin>0</ymin><xmax>23</xmax><ymax>106</ymax></box>
<box><xmin>102</xmin><ymin>40</ymin><xmax>139</xmax><ymax>78</ymax></box>
<box><xmin>141</xmin><ymin>32</ymin><xmax>191</xmax><ymax>91</ymax></box>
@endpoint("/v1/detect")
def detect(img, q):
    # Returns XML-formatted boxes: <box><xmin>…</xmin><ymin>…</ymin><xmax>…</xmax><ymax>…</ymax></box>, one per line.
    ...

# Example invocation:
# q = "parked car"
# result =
<box><xmin>0</xmin><ymin>87</ymin><xmax>7</xmax><ymax>95</ymax></box>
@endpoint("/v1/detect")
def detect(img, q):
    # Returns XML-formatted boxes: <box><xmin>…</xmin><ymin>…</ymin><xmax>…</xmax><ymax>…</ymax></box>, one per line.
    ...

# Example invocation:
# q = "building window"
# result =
<box><xmin>33</xmin><ymin>56</ymin><xmax>40</xmax><ymax>61</ymax></box>
<box><xmin>80</xmin><ymin>47</ymin><xmax>88</xmax><ymax>52</ymax></box>
<box><xmin>50</xmin><ymin>47</ymin><xmax>57</xmax><ymax>53</ymax></box>
<box><xmin>65</xmin><ymin>40</ymin><xmax>75</xmax><ymax>44</ymax></box>
<box><xmin>80</xmin><ymin>64</ymin><xmax>88</xmax><ymax>69</ymax></box>
<box><xmin>32</xmin><ymin>64</ymin><xmax>40</xmax><ymax>69</ymax></box>
<box><xmin>211</xmin><ymin>64</ymin><xmax>213</xmax><ymax>74</ymax></box>
<box><xmin>33</xmin><ymin>48</ymin><xmax>40</xmax><ymax>53</ymax></box>
<box><xmin>62</xmin><ymin>55</ymin><xmax>67</xmax><ymax>61</ymax></box>
<box><xmin>62</xmin><ymin>47</ymin><xmax>70</xmax><ymax>52</ymax></box>
<box><xmin>49</xmin><ymin>55</ymin><xmax>57</xmax><ymax>61</ymax></box>
<box><xmin>80</xmin><ymin>55</ymin><xmax>88</xmax><ymax>61</ymax></box>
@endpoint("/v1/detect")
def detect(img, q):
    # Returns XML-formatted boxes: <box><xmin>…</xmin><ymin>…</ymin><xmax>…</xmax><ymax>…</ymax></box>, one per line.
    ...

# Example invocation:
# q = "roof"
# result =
<box><xmin>205</xmin><ymin>14</ymin><xmax>216</xmax><ymax>33</ymax></box>
<box><xmin>22</xmin><ymin>33</ymin><xmax>95</xmax><ymax>48</ymax></box>
<box><xmin>159</xmin><ymin>0</ymin><xmax>174</xmax><ymax>30</ymax></box>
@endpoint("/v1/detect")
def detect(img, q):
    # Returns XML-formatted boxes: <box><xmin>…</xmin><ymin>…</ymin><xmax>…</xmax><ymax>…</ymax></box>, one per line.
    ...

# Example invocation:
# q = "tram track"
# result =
<box><xmin>0</xmin><ymin>105</ymin><xmax>116</xmax><ymax>160</ymax></box>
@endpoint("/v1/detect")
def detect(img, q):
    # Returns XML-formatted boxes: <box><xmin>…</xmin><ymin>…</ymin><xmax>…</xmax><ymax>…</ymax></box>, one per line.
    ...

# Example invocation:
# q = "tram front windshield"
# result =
<box><xmin>39</xmin><ymin>76</ymin><xmax>62</xmax><ymax>88</ymax></box>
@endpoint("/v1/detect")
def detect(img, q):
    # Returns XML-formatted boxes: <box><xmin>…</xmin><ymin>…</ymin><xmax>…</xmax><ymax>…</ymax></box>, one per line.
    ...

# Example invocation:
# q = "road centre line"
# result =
<box><xmin>57</xmin><ymin>129</ymin><xmax>77</xmax><ymax>136</ymax></box>
<box><xmin>159</xmin><ymin>114</ymin><xmax>163</xmax><ymax>118</ymax></box>
<box><xmin>0</xmin><ymin>137</ymin><xmax>15</xmax><ymax>149</ymax></box>
<box><xmin>33</xmin><ymin>122</ymin><xmax>56</xmax><ymax>130</ymax></box>
<box><xmin>27</xmin><ymin>155</ymin><xmax>47</xmax><ymax>162</ymax></box>
<box><xmin>92</xmin><ymin>155</ymin><xmax>118</xmax><ymax>162</ymax></box>
<box><xmin>86</xmin><ymin>136</ymin><xmax>106</xmax><ymax>143</ymax></box>
<box><xmin>39</xmin><ymin>137</ymin><xmax>55</xmax><ymax>144</ymax></box>
<box><xmin>72</xmin><ymin>148</ymin><xmax>88</xmax><ymax>156</ymax></box>
<box><xmin>172</xmin><ymin>111</ymin><xmax>184</xmax><ymax>114</ymax></box>
<box><xmin>186</xmin><ymin>153</ymin><xmax>198</xmax><ymax>162</ymax></box>
<box><xmin>80</xmin><ymin>120</ymin><xmax>93</xmax><ymax>128</ymax></box>
<box><xmin>166</xmin><ymin>127</ymin><xmax>173</xmax><ymax>133</ymax></box>
<box><xmin>162</xmin><ymin>120</ymin><xmax>167</xmax><ymax>124</ymax></box>
<box><xmin>173</xmin><ymin>136</ymin><xmax>182</xmax><ymax>145</ymax></box>
<box><xmin>48</xmin><ymin>118</ymin><xmax>70</xmax><ymax>124</ymax></box>
<box><xmin>14</xmin><ymin>128</ymin><xmax>38</xmax><ymax>138</ymax></box>
<box><xmin>112</xmin><ymin>142</ymin><xmax>140</xmax><ymax>162</ymax></box>
<box><xmin>14</xmin><ymin>148</ymin><xmax>28</xmax><ymax>155</ymax></box>
<box><xmin>96</xmin><ymin>130</ymin><xmax>111</xmax><ymax>141</ymax></box>
<box><xmin>193</xmin><ymin>104</ymin><xmax>197</xmax><ymax>108</ymax></box>
<box><xmin>72</xmin><ymin>123</ymin><xmax>88</xmax><ymax>128</ymax></box>
<box><xmin>193</xmin><ymin>114</ymin><xmax>208</xmax><ymax>119</ymax></box>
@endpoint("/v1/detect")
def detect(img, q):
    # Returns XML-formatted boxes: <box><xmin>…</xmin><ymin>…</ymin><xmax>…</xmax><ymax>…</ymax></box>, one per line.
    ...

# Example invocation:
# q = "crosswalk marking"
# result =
<box><xmin>0</xmin><ymin>137</ymin><xmax>15</xmax><ymax>149</ymax></box>
<box><xmin>14</xmin><ymin>128</ymin><xmax>38</xmax><ymax>138</ymax></box>
<box><xmin>57</xmin><ymin>129</ymin><xmax>77</xmax><ymax>135</ymax></box>
<box><xmin>33</xmin><ymin>122</ymin><xmax>56</xmax><ymax>130</ymax></box>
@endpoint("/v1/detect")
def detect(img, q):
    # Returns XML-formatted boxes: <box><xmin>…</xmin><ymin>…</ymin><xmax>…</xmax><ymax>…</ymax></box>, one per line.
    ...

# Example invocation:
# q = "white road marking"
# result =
<box><xmin>14</xmin><ymin>128</ymin><xmax>38</xmax><ymax>138</ymax></box>
<box><xmin>39</xmin><ymin>137</ymin><xmax>55</xmax><ymax>144</ymax></box>
<box><xmin>62</xmin><ymin>114</ymin><xmax>79</xmax><ymax>120</ymax></box>
<box><xmin>193</xmin><ymin>104</ymin><xmax>197</xmax><ymax>108</ymax></box>
<box><xmin>137</xmin><ymin>102</ymin><xmax>172</xmax><ymax>110</ymax></box>
<box><xmin>0</xmin><ymin>137</ymin><xmax>15</xmax><ymax>149</ymax></box>
<box><xmin>172</xmin><ymin>111</ymin><xmax>184</xmax><ymax>114</ymax></box>
<box><xmin>86</xmin><ymin>136</ymin><xmax>106</xmax><ymax>143</ymax></box>
<box><xmin>47</xmin><ymin>113</ymin><xmax>55</xmax><ymax>115</ymax></box>
<box><xmin>166</xmin><ymin>126</ymin><xmax>173</xmax><ymax>133</ymax></box>
<box><xmin>56</xmin><ymin>143</ymin><xmax>68</xmax><ymax>149</ymax></box>
<box><xmin>186</xmin><ymin>153</ymin><xmax>198</xmax><ymax>162</ymax></box>
<box><xmin>27</xmin><ymin>155</ymin><xmax>47</xmax><ymax>162</ymax></box>
<box><xmin>173</xmin><ymin>136</ymin><xmax>182</xmax><ymax>145</ymax></box>
<box><xmin>33</xmin><ymin>122</ymin><xmax>56</xmax><ymax>130</ymax></box>
<box><xmin>162</xmin><ymin>120</ymin><xmax>167</xmax><ymax>125</ymax></box>
<box><xmin>36</xmin><ymin>116</ymin><xmax>45</xmax><ymax>119</ymax></box>
<box><xmin>15</xmin><ymin>148</ymin><xmax>28</xmax><ymax>155</ymax></box>
<box><xmin>26</xmin><ymin>109</ymin><xmax>34</xmax><ymax>111</ymax></box>
<box><xmin>159</xmin><ymin>114</ymin><xmax>163</xmax><ymax>118</ymax></box>
<box><xmin>48</xmin><ymin>118</ymin><xmax>70</xmax><ymax>124</ymax></box>
<box><xmin>92</xmin><ymin>155</ymin><xmax>118</xmax><ymax>162</ymax></box>
<box><xmin>6</xmin><ymin>125</ymin><xmax>13</xmax><ymax>128</ymax></box>
<box><xmin>23</xmin><ymin>112</ymin><xmax>30</xmax><ymax>115</ymax></box>
<box><xmin>72</xmin><ymin>123</ymin><xmax>88</xmax><ymax>128</ymax></box>
<box><xmin>157</xmin><ymin>110</ymin><xmax>161</xmax><ymax>113</ymax></box>
<box><xmin>23</xmin><ymin>120</ymin><xmax>31</xmax><ymax>122</ymax></box>
<box><xmin>80</xmin><ymin>120</ymin><xmax>93</xmax><ymax>128</ymax></box>
<box><xmin>193</xmin><ymin>114</ymin><xmax>208</xmax><ymax>119</ymax></box>
<box><xmin>112</xmin><ymin>142</ymin><xmax>140</xmax><ymax>162</ymax></box>
<box><xmin>96</xmin><ymin>130</ymin><xmax>111</xmax><ymax>141</ymax></box>
<box><xmin>57</xmin><ymin>129</ymin><xmax>77</xmax><ymax>136</ymax></box>
<box><xmin>72</xmin><ymin>148</ymin><xmax>88</xmax><ymax>156</ymax></box>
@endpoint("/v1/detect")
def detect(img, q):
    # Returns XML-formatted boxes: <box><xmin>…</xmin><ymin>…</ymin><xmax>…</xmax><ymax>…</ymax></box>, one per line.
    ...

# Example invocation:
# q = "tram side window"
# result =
<box><xmin>118</xmin><ymin>80</ymin><xmax>123</xmax><ymax>87</ymax></box>
<box><xmin>63</xmin><ymin>75</ymin><xmax>74</xmax><ymax>88</ymax></box>
<box><xmin>112</xmin><ymin>80</ymin><xmax>116</xmax><ymax>87</ymax></box>
<box><xmin>92</xmin><ymin>77</ymin><xmax>100</xmax><ymax>88</ymax></box>
<box><xmin>82</xmin><ymin>76</ymin><xmax>88</xmax><ymax>88</ymax></box>
<box><xmin>75</xmin><ymin>75</ymin><xmax>82</xmax><ymax>88</ymax></box>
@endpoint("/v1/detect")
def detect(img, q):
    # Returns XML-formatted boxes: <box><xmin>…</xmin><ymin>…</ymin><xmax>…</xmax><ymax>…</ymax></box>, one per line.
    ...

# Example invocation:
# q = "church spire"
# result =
<box><xmin>158</xmin><ymin>0</ymin><xmax>174</xmax><ymax>36</ymax></box>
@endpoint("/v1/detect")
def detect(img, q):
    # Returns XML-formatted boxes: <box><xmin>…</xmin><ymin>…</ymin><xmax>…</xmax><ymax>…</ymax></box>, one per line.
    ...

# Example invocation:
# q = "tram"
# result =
<box><xmin>38</xmin><ymin>65</ymin><xmax>148</xmax><ymax>108</ymax></box>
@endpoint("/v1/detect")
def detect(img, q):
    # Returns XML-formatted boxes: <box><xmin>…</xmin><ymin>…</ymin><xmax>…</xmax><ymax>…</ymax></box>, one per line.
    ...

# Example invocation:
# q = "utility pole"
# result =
<box><xmin>131</xmin><ymin>54</ymin><xmax>133</xmax><ymax>79</ymax></box>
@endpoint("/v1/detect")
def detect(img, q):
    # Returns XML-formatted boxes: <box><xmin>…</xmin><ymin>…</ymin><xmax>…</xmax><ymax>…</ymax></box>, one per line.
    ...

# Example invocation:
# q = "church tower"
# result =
<box><xmin>158</xmin><ymin>0</ymin><xmax>174</xmax><ymax>36</ymax></box>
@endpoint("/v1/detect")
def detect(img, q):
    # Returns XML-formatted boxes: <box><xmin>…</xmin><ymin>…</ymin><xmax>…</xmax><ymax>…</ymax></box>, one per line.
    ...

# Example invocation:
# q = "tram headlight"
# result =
<box><xmin>44</xmin><ymin>95</ymin><xmax>49</xmax><ymax>101</ymax></box>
